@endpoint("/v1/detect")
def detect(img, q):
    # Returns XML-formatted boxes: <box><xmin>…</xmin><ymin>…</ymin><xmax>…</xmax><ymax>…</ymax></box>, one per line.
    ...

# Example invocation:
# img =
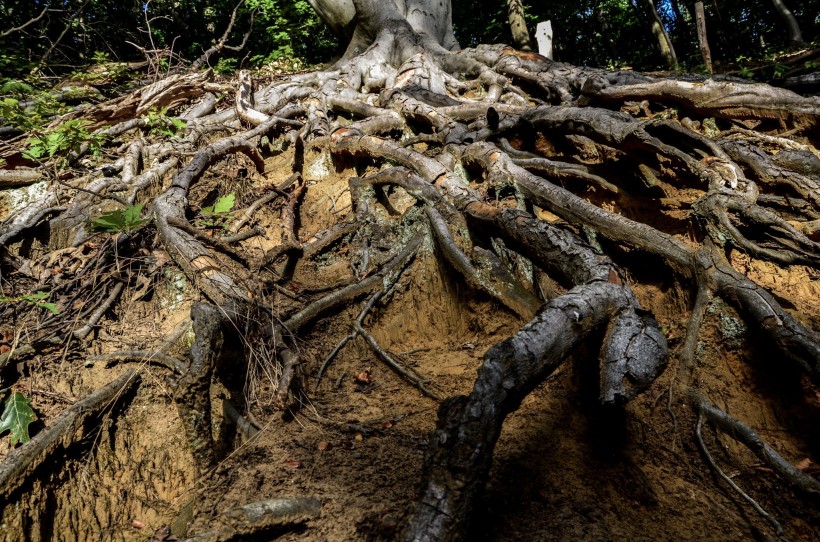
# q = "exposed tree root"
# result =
<box><xmin>0</xmin><ymin>370</ymin><xmax>140</xmax><ymax>497</ymax></box>
<box><xmin>181</xmin><ymin>497</ymin><xmax>321</xmax><ymax>542</ymax></box>
<box><xmin>692</xmin><ymin>391</ymin><xmax>820</xmax><ymax>496</ymax></box>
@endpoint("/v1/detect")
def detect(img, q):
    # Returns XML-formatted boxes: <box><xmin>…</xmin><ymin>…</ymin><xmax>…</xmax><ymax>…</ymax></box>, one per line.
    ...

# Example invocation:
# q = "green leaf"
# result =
<box><xmin>0</xmin><ymin>392</ymin><xmax>36</xmax><ymax>445</ymax></box>
<box><xmin>212</xmin><ymin>193</ymin><xmax>235</xmax><ymax>214</ymax></box>
<box><xmin>123</xmin><ymin>203</ymin><xmax>144</xmax><ymax>225</ymax></box>
<box><xmin>90</xmin><ymin>210</ymin><xmax>126</xmax><ymax>233</ymax></box>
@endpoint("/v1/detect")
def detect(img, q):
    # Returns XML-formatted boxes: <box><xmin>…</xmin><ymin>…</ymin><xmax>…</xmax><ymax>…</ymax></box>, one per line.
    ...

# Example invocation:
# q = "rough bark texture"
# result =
<box><xmin>641</xmin><ymin>0</ymin><xmax>678</xmax><ymax>69</ymax></box>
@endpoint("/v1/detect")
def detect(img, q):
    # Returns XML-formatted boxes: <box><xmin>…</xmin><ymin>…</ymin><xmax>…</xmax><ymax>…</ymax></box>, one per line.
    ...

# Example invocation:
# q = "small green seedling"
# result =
<box><xmin>198</xmin><ymin>193</ymin><xmax>235</xmax><ymax>229</ymax></box>
<box><xmin>90</xmin><ymin>203</ymin><xmax>151</xmax><ymax>234</ymax></box>
<box><xmin>0</xmin><ymin>391</ymin><xmax>36</xmax><ymax>445</ymax></box>
<box><xmin>0</xmin><ymin>291</ymin><xmax>59</xmax><ymax>314</ymax></box>
<box><xmin>141</xmin><ymin>107</ymin><xmax>187</xmax><ymax>138</ymax></box>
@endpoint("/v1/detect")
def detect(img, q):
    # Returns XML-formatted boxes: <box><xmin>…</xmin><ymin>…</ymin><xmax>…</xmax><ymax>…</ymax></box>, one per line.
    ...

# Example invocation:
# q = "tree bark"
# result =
<box><xmin>694</xmin><ymin>2</ymin><xmax>712</xmax><ymax>73</ymax></box>
<box><xmin>641</xmin><ymin>0</ymin><xmax>678</xmax><ymax>69</ymax></box>
<box><xmin>506</xmin><ymin>0</ymin><xmax>532</xmax><ymax>51</ymax></box>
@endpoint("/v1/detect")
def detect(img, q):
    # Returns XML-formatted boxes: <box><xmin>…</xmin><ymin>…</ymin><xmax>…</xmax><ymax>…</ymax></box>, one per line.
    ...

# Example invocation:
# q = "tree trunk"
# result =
<box><xmin>694</xmin><ymin>1</ymin><xmax>712</xmax><ymax>74</ymax></box>
<box><xmin>770</xmin><ymin>0</ymin><xmax>804</xmax><ymax>45</ymax></box>
<box><xmin>641</xmin><ymin>0</ymin><xmax>678</xmax><ymax>69</ymax></box>
<box><xmin>506</xmin><ymin>0</ymin><xmax>532</xmax><ymax>51</ymax></box>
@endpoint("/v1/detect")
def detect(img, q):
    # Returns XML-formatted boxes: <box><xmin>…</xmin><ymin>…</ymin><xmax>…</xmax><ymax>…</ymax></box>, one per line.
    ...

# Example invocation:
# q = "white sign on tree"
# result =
<box><xmin>536</xmin><ymin>20</ymin><xmax>553</xmax><ymax>59</ymax></box>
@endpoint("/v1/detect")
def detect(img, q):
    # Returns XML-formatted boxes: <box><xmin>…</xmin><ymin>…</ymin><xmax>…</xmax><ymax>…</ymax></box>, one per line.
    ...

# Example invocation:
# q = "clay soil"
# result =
<box><xmin>1</xmin><ymin>154</ymin><xmax>819</xmax><ymax>542</ymax></box>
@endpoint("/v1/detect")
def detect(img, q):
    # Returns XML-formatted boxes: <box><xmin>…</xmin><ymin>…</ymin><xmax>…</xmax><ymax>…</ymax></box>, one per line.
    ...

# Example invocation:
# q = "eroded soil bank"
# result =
<box><xmin>1</xmin><ymin>150</ymin><xmax>818</xmax><ymax>541</ymax></box>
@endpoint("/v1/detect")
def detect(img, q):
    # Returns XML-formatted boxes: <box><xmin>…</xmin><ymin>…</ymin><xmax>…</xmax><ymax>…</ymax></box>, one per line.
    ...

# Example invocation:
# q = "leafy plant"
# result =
<box><xmin>214</xmin><ymin>57</ymin><xmax>238</xmax><ymax>75</ymax></box>
<box><xmin>141</xmin><ymin>107</ymin><xmax>187</xmax><ymax>137</ymax></box>
<box><xmin>198</xmin><ymin>193</ymin><xmax>236</xmax><ymax>228</ymax></box>
<box><xmin>92</xmin><ymin>50</ymin><xmax>111</xmax><ymax>64</ymax></box>
<box><xmin>0</xmin><ymin>291</ymin><xmax>59</xmax><ymax>314</ymax></box>
<box><xmin>24</xmin><ymin>119</ymin><xmax>107</xmax><ymax>165</ymax></box>
<box><xmin>0</xmin><ymin>80</ymin><xmax>34</xmax><ymax>96</ymax></box>
<box><xmin>0</xmin><ymin>98</ymin><xmax>30</xmax><ymax>130</ymax></box>
<box><xmin>739</xmin><ymin>66</ymin><xmax>755</xmax><ymax>79</ymax></box>
<box><xmin>771</xmin><ymin>63</ymin><xmax>788</xmax><ymax>79</ymax></box>
<box><xmin>0</xmin><ymin>391</ymin><xmax>36</xmax><ymax>445</ymax></box>
<box><xmin>90</xmin><ymin>204</ymin><xmax>152</xmax><ymax>234</ymax></box>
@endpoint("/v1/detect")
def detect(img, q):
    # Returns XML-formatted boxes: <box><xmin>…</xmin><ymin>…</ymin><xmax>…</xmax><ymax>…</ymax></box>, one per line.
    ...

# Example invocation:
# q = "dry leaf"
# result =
<box><xmin>284</xmin><ymin>459</ymin><xmax>302</xmax><ymax>469</ymax></box>
<box><xmin>317</xmin><ymin>440</ymin><xmax>332</xmax><ymax>452</ymax></box>
<box><xmin>355</xmin><ymin>370</ymin><xmax>372</xmax><ymax>384</ymax></box>
<box><xmin>132</xmin><ymin>519</ymin><xmax>145</xmax><ymax>529</ymax></box>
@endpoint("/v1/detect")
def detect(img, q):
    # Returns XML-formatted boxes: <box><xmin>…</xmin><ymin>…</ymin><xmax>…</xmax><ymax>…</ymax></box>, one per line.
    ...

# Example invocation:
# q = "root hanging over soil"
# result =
<box><xmin>1</xmin><ymin>8</ymin><xmax>820</xmax><ymax>541</ymax></box>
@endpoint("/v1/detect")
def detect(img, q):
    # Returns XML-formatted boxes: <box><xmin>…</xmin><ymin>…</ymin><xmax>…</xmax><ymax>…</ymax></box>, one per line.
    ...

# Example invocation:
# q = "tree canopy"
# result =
<box><xmin>1</xmin><ymin>0</ymin><xmax>818</xmax><ymax>77</ymax></box>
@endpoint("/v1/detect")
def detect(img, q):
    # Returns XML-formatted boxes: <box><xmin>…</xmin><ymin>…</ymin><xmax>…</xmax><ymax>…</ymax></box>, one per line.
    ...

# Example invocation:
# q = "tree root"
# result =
<box><xmin>89</xmin><ymin>350</ymin><xmax>187</xmax><ymax>373</ymax></box>
<box><xmin>695</xmin><ymin>410</ymin><xmax>784</xmax><ymax>536</ymax></box>
<box><xmin>0</xmin><ymin>369</ymin><xmax>140</xmax><ymax>498</ymax></box>
<box><xmin>181</xmin><ymin>497</ymin><xmax>321</xmax><ymax>542</ymax></box>
<box><xmin>174</xmin><ymin>303</ymin><xmax>238</xmax><ymax>473</ymax></box>
<box><xmin>404</xmin><ymin>281</ymin><xmax>665</xmax><ymax>541</ymax></box>
<box><xmin>2</xmin><ymin>20</ymin><xmax>820</xmax><ymax>541</ymax></box>
<box><xmin>692</xmin><ymin>391</ymin><xmax>820</xmax><ymax>496</ymax></box>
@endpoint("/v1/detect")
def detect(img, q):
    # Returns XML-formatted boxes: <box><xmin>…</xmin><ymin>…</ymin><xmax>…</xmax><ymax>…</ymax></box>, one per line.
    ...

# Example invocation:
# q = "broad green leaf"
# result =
<box><xmin>212</xmin><ymin>193</ymin><xmax>235</xmax><ymax>214</ymax></box>
<box><xmin>35</xmin><ymin>302</ymin><xmax>59</xmax><ymax>314</ymax></box>
<box><xmin>90</xmin><ymin>210</ymin><xmax>126</xmax><ymax>232</ymax></box>
<box><xmin>0</xmin><ymin>392</ymin><xmax>36</xmax><ymax>445</ymax></box>
<box><xmin>123</xmin><ymin>203</ymin><xmax>144</xmax><ymax>225</ymax></box>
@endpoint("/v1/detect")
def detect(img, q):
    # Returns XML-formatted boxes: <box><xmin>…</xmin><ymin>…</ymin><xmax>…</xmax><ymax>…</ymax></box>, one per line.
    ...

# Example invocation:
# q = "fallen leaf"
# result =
<box><xmin>284</xmin><ymin>459</ymin><xmax>302</xmax><ymax>469</ymax></box>
<box><xmin>132</xmin><ymin>519</ymin><xmax>145</xmax><ymax>529</ymax></box>
<box><xmin>355</xmin><ymin>370</ymin><xmax>372</xmax><ymax>384</ymax></box>
<box><xmin>796</xmin><ymin>458</ymin><xmax>813</xmax><ymax>471</ymax></box>
<box><xmin>381</xmin><ymin>420</ymin><xmax>393</xmax><ymax>430</ymax></box>
<box><xmin>317</xmin><ymin>440</ymin><xmax>332</xmax><ymax>452</ymax></box>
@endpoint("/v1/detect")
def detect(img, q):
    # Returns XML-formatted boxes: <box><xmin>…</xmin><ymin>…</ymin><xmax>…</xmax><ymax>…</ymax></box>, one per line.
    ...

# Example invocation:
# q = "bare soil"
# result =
<box><xmin>1</xmin><ymin>153</ymin><xmax>819</xmax><ymax>542</ymax></box>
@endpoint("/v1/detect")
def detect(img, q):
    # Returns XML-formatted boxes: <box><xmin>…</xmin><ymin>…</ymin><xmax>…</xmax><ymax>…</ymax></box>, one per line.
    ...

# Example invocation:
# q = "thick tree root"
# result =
<box><xmin>403</xmin><ymin>282</ymin><xmax>666</xmax><ymax>542</ymax></box>
<box><xmin>174</xmin><ymin>303</ymin><xmax>239</xmax><ymax>472</ymax></box>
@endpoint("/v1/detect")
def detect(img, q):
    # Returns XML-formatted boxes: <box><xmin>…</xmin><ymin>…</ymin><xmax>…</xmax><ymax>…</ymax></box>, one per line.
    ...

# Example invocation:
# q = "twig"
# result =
<box><xmin>355</xmin><ymin>322</ymin><xmax>440</xmax><ymax>400</ymax></box>
<box><xmin>222</xmin><ymin>398</ymin><xmax>260</xmax><ymax>439</ymax></box>
<box><xmin>221</xmin><ymin>225</ymin><xmax>265</xmax><ymax>244</ymax></box>
<box><xmin>0</xmin><ymin>6</ymin><xmax>52</xmax><ymax>38</ymax></box>
<box><xmin>284</xmin><ymin>233</ymin><xmax>423</xmax><ymax>332</ymax></box>
<box><xmin>89</xmin><ymin>350</ymin><xmax>187</xmax><ymax>373</ymax></box>
<box><xmin>693</xmin><ymin>391</ymin><xmax>820</xmax><ymax>496</ymax></box>
<box><xmin>228</xmin><ymin>173</ymin><xmax>300</xmax><ymax>233</ymax></box>
<box><xmin>73</xmin><ymin>282</ymin><xmax>125</xmax><ymax>340</ymax></box>
<box><xmin>166</xmin><ymin>216</ymin><xmax>250</xmax><ymax>266</ymax></box>
<box><xmin>315</xmin><ymin>291</ymin><xmax>382</xmax><ymax>389</ymax></box>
